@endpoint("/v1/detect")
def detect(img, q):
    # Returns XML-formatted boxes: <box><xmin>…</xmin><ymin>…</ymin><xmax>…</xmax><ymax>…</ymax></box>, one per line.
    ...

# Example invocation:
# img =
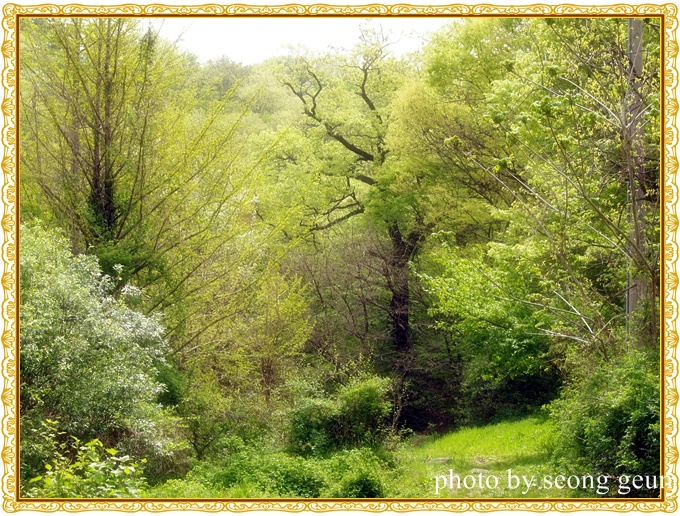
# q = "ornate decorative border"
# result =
<box><xmin>1</xmin><ymin>2</ymin><xmax>678</xmax><ymax>15</ymax></box>
<box><xmin>0</xmin><ymin>3</ymin><xmax>676</xmax><ymax>512</ymax></box>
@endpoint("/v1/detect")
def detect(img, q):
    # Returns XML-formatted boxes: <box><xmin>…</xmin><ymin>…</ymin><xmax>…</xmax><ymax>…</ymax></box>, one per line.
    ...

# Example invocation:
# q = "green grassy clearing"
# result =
<box><xmin>392</xmin><ymin>416</ymin><xmax>567</xmax><ymax>498</ymax></box>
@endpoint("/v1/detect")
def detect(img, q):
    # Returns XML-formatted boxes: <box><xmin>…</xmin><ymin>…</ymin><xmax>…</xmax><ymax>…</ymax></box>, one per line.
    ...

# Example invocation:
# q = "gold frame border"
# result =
<box><xmin>1</xmin><ymin>2</ymin><xmax>677</xmax><ymax>512</ymax></box>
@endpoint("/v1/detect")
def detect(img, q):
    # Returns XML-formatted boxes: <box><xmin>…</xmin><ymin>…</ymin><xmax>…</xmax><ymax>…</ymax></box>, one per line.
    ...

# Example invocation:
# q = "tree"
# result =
<box><xmin>20</xmin><ymin>19</ymin><xmax>165</xmax><ymax>250</ymax></box>
<box><xmin>419</xmin><ymin>18</ymin><xmax>659</xmax><ymax>358</ymax></box>
<box><xmin>20</xmin><ymin>18</ymin><xmax>283</xmax><ymax>363</ymax></box>
<box><xmin>516</xmin><ymin>18</ymin><xmax>659</xmax><ymax>350</ymax></box>
<box><xmin>388</xmin><ymin>17</ymin><xmax>659</xmax><ymax>426</ymax></box>
<box><xmin>624</xmin><ymin>18</ymin><xmax>658</xmax><ymax>343</ymax></box>
<box><xmin>278</xmin><ymin>29</ymin><xmax>433</xmax><ymax>424</ymax></box>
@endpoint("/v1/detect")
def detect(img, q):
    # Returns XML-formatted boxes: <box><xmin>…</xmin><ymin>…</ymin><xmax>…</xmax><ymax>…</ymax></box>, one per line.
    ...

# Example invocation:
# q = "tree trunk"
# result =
<box><xmin>101</xmin><ymin>20</ymin><xmax>117</xmax><ymax>234</ymax></box>
<box><xmin>388</xmin><ymin>222</ymin><xmax>413</xmax><ymax>354</ymax></box>
<box><xmin>88</xmin><ymin>20</ymin><xmax>118</xmax><ymax>240</ymax></box>
<box><xmin>386</xmin><ymin>222</ymin><xmax>419</xmax><ymax>428</ymax></box>
<box><xmin>625</xmin><ymin>18</ymin><xmax>657</xmax><ymax>346</ymax></box>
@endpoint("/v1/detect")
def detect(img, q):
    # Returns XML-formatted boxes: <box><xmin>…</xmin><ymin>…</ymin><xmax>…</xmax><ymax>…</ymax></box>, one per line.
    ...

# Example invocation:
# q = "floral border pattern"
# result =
<box><xmin>1</xmin><ymin>3</ymin><xmax>677</xmax><ymax>512</ymax></box>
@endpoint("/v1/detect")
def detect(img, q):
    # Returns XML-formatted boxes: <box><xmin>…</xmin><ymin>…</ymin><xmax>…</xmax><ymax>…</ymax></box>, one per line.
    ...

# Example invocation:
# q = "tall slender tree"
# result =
<box><xmin>279</xmin><ymin>29</ymin><xmax>430</xmax><ymax>424</ymax></box>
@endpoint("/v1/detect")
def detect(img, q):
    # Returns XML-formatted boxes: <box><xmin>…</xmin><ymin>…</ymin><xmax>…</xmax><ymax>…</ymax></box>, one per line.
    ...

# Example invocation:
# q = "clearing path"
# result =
<box><xmin>392</xmin><ymin>416</ymin><xmax>570</xmax><ymax>498</ymax></box>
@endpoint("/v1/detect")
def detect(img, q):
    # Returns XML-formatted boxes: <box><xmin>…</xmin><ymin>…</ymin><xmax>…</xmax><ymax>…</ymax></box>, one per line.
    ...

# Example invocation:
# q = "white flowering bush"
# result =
<box><xmin>20</xmin><ymin>224</ymin><xmax>169</xmax><ymax>490</ymax></box>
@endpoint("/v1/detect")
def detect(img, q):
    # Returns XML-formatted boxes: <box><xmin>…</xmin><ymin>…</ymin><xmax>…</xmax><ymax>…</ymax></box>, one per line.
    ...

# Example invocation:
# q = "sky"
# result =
<box><xmin>152</xmin><ymin>17</ymin><xmax>452</xmax><ymax>65</ymax></box>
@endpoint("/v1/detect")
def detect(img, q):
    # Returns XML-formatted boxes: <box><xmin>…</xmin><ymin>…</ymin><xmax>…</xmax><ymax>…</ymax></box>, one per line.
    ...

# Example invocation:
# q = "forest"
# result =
<box><xmin>18</xmin><ymin>16</ymin><xmax>661</xmax><ymax>499</ymax></box>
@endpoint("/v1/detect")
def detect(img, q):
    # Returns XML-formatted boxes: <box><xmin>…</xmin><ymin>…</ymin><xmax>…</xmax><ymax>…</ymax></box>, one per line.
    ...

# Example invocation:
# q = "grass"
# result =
<box><xmin>146</xmin><ymin>415</ymin><xmax>577</xmax><ymax>499</ymax></box>
<box><xmin>390</xmin><ymin>416</ymin><xmax>568</xmax><ymax>498</ymax></box>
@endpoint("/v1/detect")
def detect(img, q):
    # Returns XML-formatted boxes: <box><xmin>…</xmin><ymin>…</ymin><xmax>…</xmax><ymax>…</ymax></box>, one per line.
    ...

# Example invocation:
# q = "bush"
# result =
<box><xmin>117</xmin><ymin>406</ymin><xmax>192</xmax><ymax>486</ymax></box>
<box><xmin>25</xmin><ymin>420</ymin><xmax>147</xmax><ymax>498</ymax></box>
<box><xmin>145</xmin><ymin>441</ymin><xmax>397</xmax><ymax>499</ymax></box>
<box><xmin>334</xmin><ymin>377</ymin><xmax>393</xmax><ymax>447</ymax></box>
<box><xmin>180</xmin><ymin>444</ymin><xmax>326</xmax><ymax>498</ymax></box>
<box><xmin>459</xmin><ymin>368</ymin><xmax>561</xmax><ymax>426</ymax></box>
<box><xmin>324</xmin><ymin>448</ymin><xmax>389</xmax><ymax>498</ymax></box>
<box><xmin>287</xmin><ymin>398</ymin><xmax>336</xmax><ymax>456</ymax></box>
<box><xmin>191</xmin><ymin>439</ymin><xmax>261</xmax><ymax>488</ymax></box>
<box><xmin>331</xmin><ymin>469</ymin><xmax>385</xmax><ymax>498</ymax></box>
<box><xmin>265</xmin><ymin>455</ymin><xmax>325</xmax><ymax>497</ymax></box>
<box><xmin>287</xmin><ymin>376</ymin><xmax>392</xmax><ymax>456</ymax></box>
<box><xmin>550</xmin><ymin>350</ymin><xmax>660</xmax><ymax>497</ymax></box>
<box><xmin>145</xmin><ymin>478</ymin><xmax>222</xmax><ymax>498</ymax></box>
<box><xmin>20</xmin><ymin>225</ymin><xmax>169</xmax><ymax>484</ymax></box>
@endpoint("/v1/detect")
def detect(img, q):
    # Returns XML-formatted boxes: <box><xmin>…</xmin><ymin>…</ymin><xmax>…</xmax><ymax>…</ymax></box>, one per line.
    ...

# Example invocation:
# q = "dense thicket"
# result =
<box><xmin>19</xmin><ymin>17</ymin><xmax>661</xmax><ymax>498</ymax></box>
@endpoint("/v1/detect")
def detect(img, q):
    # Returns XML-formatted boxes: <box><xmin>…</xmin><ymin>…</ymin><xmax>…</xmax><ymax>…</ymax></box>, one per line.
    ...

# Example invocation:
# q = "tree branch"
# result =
<box><xmin>309</xmin><ymin>205</ymin><xmax>365</xmax><ymax>231</ymax></box>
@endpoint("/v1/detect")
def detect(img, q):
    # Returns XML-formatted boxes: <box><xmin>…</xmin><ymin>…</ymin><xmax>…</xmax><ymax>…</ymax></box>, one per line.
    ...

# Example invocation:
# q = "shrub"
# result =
<box><xmin>191</xmin><ymin>445</ymin><xmax>264</xmax><ymax>491</ymax></box>
<box><xmin>265</xmin><ymin>455</ymin><xmax>325</xmax><ymax>497</ymax></box>
<box><xmin>181</xmin><ymin>445</ymin><xmax>325</xmax><ymax>498</ymax></box>
<box><xmin>20</xmin><ymin>224</ymin><xmax>169</xmax><ymax>484</ymax></box>
<box><xmin>287</xmin><ymin>376</ymin><xmax>392</xmax><ymax>456</ymax></box>
<box><xmin>25</xmin><ymin>420</ymin><xmax>147</xmax><ymax>498</ymax></box>
<box><xmin>146</xmin><ymin>444</ymin><xmax>395</xmax><ymax>499</ymax></box>
<box><xmin>287</xmin><ymin>398</ymin><xmax>336</xmax><ymax>456</ymax></box>
<box><xmin>175</xmin><ymin>374</ymin><xmax>231</xmax><ymax>461</ymax></box>
<box><xmin>144</xmin><ymin>478</ymin><xmax>222</xmax><ymax>498</ymax></box>
<box><xmin>550</xmin><ymin>350</ymin><xmax>660</xmax><ymax>496</ymax></box>
<box><xmin>155</xmin><ymin>363</ymin><xmax>186</xmax><ymax>407</ymax></box>
<box><xmin>331</xmin><ymin>469</ymin><xmax>385</xmax><ymax>498</ymax></box>
<box><xmin>117</xmin><ymin>406</ymin><xmax>192</xmax><ymax>486</ymax></box>
<box><xmin>324</xmin><ymin>448</ymin><xmax>389</xmax><ymax>498</ymax></box>
<box><xmin>421</xmin><ymin>244</ymin><xmax>561</xmax><ymax>426</ymax></box>
<box><xmin>334</xmin><ymin>377</ymin><xmax>393</xmax><ymax>448</ymax></box>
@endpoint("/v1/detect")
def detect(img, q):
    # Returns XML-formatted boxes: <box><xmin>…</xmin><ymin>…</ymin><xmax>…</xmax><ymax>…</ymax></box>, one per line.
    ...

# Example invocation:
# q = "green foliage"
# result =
<box><xmin>145</xmin><ymin>477</ymin><xmax>223</xmax><ymax>498</ymax></box>
<box><xmin>331</xmin><ymin>468</ymin><xmax>385</xmax><ymax>498</ymax></box>
<box><xmin>147</xmin><ymin>441</ymin><xmax>392</xmax><ymax>498</ymax></box>
<box><xmin>148</xmin><ymin>417</ymin><xmax>562</xmax><ymax>499</ymax></box>
<box><xmin>287</xmin><ymin>376</ymin><xmax>392</xmax><ymax>456</ymax></box>
<box><xmin>186</xmin><ymin>437</ymin><xmax>263</xmax><ymax>490</ymax></box>
<box><xmin>175</xmin><ymin>372</ymin><xmax>233</xmax><ymax>461</ymax></box>
<box><xmin>426</xmin><ymin>19</ymin><xmax>527</xmax><ymax>94</ymax></box>
<box><xmin>265</xmin><ymin>455</ymin><xmax>326</xmax><ymax>498</ymax></box>
<box><xmin>287</xmin><ymin>398</ymin><xmax>337</xmax><ymax>456</ymax></box>
<box><xmin>20</xmin><ymin>224</ymin><xmax>168</xmax><ymax>484</ymax></box>
<box><xmin>155</xmin><ymin>363</ymin><xmax>185</xmax><ymax>407</ymax></box>
<box><xmin>325</xmin><ymin>449</ymin><xmax>388</xmax><ymax>498</ymax></box>
<box><xmin>334</xmin><ymin>376</ymin><xmax>393</xmax><ymax>444</ymax></box>
<box><xmin>550</xmin><ymin>350</ymin><xmax>660</xmax><ymax>496</ymax></box>
<box><xmin>160</xmin><ymin>442</ymin><xmax>326</xmax><ymax>498</ymax></box>
<box><xmin>25</xmin><ymin>420</ymin><xmax>147</xmax><ymax>498</ymax></box>
<box><xmin>18</xmin><ymin>18</ymin><xmax>661</xmax><ymax>501</ymax></box>
<box><xmin>421</xmin><ymin>244</ymin><xmax>560</xmax><ymax>423</ymax></box>
<box><xmin>393</xmin><ymin>416</ymin><xmax>561</xmax><ymax>498</ymax></box>
<box><xmin>117</xmin><ymin>405</ymin><xmax>192</xmax><ymax>486</ymax></box>
<box><xmin>221</xmin><ymin>271</ymin><xmax>312</xmax><ymax>403</ymax></box>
